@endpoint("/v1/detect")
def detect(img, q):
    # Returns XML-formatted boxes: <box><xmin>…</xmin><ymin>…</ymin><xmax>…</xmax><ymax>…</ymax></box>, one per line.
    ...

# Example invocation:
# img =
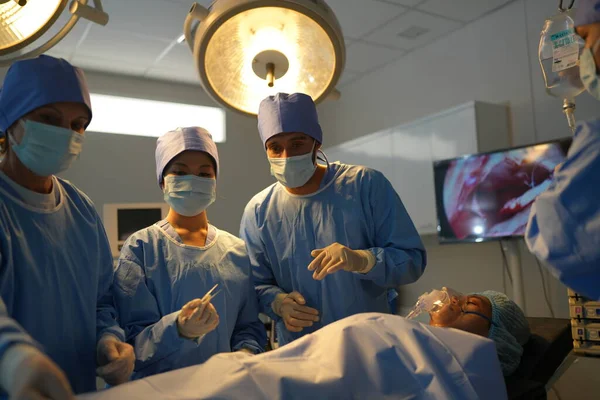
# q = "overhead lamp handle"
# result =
<box><xmin>70</xmin><ymin>0</ymin><xmax>109</xmax><ymax>26</ymax></box>
<box><xmin>183</xmin><ymin>3</ymin><xmax>209</xmax><ymax>52</ymax></box>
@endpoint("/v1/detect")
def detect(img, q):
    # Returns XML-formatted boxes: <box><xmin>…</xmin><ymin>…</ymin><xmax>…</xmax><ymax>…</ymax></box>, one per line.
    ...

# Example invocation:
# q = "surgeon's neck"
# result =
<box><xmin>167</xmin><ymin>209</ymin><xmax>209</xmax><ymax>246</ymax></box>
<box><xmin>0</xmin><ymin>151</ymin><xmax>53</xmax><ymax>194</ymax></box>
<box><xmin>286</xmin><ymin>165</ymin><xmax>327</xmax><ymax>195</ymax></box>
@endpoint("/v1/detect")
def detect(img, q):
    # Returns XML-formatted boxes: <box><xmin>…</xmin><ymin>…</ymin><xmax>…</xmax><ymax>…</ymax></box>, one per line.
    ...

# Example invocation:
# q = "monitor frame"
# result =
<box><xmin>432</xmin><ymin>137</ymin><xmax>572</xmax><ymax>245</ymax></box>
<box><xmin>103</xmin><ymin>203</ymin><xmax>170</xmax><ymax>257</ymax></box>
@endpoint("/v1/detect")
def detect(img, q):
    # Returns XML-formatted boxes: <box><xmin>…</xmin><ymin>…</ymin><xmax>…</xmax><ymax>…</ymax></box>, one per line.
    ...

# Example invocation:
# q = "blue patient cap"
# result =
<box><xmin>155</xmin><ymin>127</ymin><xmax>220</xmax><ymax>186</ymax></box>
<box><xmin>0</xmin><ymin>55</ymin><xmax>92</xmax><ymax>134</ymax></box>
<box><xmin>257</xmin><ymin>92</ymin><xmax>323</xmax><ymax>149</ymax></box>
<box><xmin>476</xmin><ymin>291</ymin><xmax>530</xmax><ymax>376</ymax></box>
<box><xmin>575</xmin><ymin>0</ymin><xmax>600</xmax><ymax>26</ymax></box>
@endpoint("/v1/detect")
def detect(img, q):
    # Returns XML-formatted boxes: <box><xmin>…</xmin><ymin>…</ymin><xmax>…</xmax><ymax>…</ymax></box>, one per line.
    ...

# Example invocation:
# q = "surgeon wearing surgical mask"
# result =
<box><xmin>240</xmin><ymin>93</ymin><xmax>426</xmax><ymax>346</ymax></box>
<box><xmin>526</xmin><ymin>0</ymin><xmax>600</xmax><ymax>300</ymax></box>
<box><xmin>112</xmin><ymin>127</ymin><xmax>266</xmax><ymax>380</ymax></box>
<box><xmin>0</xmin><ymin>55</ymin><xmax>135</xmax><ymax>399</ymax></box>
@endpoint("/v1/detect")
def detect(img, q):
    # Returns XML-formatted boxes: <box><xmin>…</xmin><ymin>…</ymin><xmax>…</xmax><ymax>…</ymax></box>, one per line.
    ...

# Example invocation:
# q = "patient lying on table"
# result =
<box><xmin>80</xmin><ymin>290</ymin><xmax>526</xmax><ymax>400</ymax></box>
<box><xmin>411</xmin><ymin>288</ymin><xmax>530</xmax><ymax>376</ymax></box>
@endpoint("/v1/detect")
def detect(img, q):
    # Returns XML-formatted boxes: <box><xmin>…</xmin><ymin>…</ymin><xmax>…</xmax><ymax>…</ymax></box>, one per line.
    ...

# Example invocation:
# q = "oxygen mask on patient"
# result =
<box><xmin>406</xmin><ymin>287</ymin><xmax>466</xmax><ymax>320</ymax></box>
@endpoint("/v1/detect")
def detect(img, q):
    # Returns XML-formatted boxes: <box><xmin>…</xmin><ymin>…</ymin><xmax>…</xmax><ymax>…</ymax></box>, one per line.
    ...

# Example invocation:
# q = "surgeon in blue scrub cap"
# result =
<box><xmin>429</xmin><ymin>290</ymin><xmax>530</xmax><ymax>376</ymax></box>
<box><xmin>0</xmin><ymin>55</ymin><xmax>134</xmax><ymax>399</ymax></box>
<box><xmin>240</xmin><ymin>93</ymin><xmax>426</xmax><ymax>346</ymax></box>
<box><xmin>113</xmin><ymin>127</ymin><xmax>266</xmax><ymax>380</ymax></box>
<box><xmin>526</xmin><ymin>0</ymin><xmax>600</xmax><ymax>300</ymax></box>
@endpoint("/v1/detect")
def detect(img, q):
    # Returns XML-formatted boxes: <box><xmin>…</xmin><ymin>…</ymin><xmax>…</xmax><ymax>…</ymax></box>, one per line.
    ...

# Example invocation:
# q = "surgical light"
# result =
<box><xmin>0</xmin><ymin>0</ymin><xmax>108</xmax><ymax>66</ymax></box>
<box><xmin>183</xmin><ymin>0</ymin><xmax>345</xmax><ymax>116</ymax></box>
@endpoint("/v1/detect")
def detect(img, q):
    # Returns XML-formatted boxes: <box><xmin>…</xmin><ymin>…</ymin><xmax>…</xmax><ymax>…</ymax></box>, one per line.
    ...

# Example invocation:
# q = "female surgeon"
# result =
<box><xmin>113</xmin><ymin>127</ymin><xmax>266</xmax><ymax>380</ymax></box>
<box><xmin>0</xmin><ymin>55</ymin><xmax>134</xmax><ymax>399</ymax></box>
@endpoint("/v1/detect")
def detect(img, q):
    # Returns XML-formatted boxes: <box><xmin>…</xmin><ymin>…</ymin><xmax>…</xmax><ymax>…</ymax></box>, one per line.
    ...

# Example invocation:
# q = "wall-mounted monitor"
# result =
<box><xmin>103</xmin><ymin>203</ymin><xmax>170</xmax><ymax>257</ymax></box>
<box><xmin>433</xmin><ymin>138</ymin><xmax>572</xmax><ymax>244</ymax></box>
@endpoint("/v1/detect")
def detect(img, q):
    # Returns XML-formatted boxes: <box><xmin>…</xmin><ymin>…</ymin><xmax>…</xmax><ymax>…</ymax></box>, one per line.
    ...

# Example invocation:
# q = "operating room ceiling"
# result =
<box><xmin>44</xmin><ymin>0</ymin><xmax>516</xmax><ymax>87</ymax></box>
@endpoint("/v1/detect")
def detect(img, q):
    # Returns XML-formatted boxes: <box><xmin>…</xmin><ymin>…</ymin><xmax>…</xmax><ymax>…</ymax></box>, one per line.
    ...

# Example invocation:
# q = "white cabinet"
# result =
<box><xmin>429</xmin><ymin>103</ymin><xmax>478</xmax><ymax>161</ymax></box>
<box><xmin>389</xmin><ymin>125</ymin><xmax>437</xmax><ymax>233</ymax></box>
<box><xmin>326</xmin><ymin>129</ymin><xmax>392</xmax><ymax>170</ymax></box>
<box><xmin>323</xmin><ymin>101</ymin><xmax>509</xmax><ymax>235</ymax></box>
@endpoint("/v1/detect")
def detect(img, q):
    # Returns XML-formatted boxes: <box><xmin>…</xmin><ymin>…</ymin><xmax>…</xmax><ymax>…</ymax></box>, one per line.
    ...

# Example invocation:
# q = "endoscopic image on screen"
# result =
<box><xmin>434</xmin><ymin>139</ymin><xmax>571</xmax><ymax>242</ymax></box>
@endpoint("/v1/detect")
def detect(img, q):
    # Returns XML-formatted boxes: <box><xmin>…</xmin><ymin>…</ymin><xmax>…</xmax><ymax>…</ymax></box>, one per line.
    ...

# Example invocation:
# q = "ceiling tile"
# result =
<box><xmin>364</xmin><ymin>10</ymin><xmax>461</xmax><ymax>50</ymax></box>
<box><xmin>338</xmin><ymin>70</ymin><xmax>361</xmax><ymax>86</ymax></box>
<box><xmin>152</xmin><ymin>42</ymin><xmax>196</xmax><ymax>72</ymax></box>
<box><xmin>29</xmin><ymin>0</ymin><xmax>505</xmax><ymax>88</ymax></box>
<box><xmin>145</xmin><ymin>67</ymin><xmax>200</xmax><ymax>85</ymax></box>
<box><xmin>325</xmin><ymin>0</ymin><xmax>407</xmax><ymax>39</ymax></box>
<box><xmin>418</xmin><ymin>0</ymin><xmax>513</xmax><ymax>22</ymax></box>
<box><xmin>376</xmin><ymin>0</ymin><xmax>423</xmax><ymax>6</ymax></box>
<box><xmin>72</xmin><ymin>54</ymin><xmax>147</xmax><ymax>77</ymax></box>
<box><xmin>162</xmin><ymin>0</ymin><xmax>213</xmax><ymax>7</ymax></box>
<box><xmin>101</xmin><ymin>0</ymin><xmax>191</xmax><ymax>41</ymax></box>
<box><xmin>344</xmin><ymin>37</ymin><xmax>356</xmax><ymax>46</ymax></box>
<box><xmin>21</xmin><ymin>11</ymin><xmax>92</xmax><ymax>58</ymax></box>
<box><xmin>345</xmin><ymin>42</ymin><xmax>404</xmax><ymax>73</ymax></box>
<box><xmin>75</xmin><ymin>25</ymin><xmax>171</xmax><ymax>66</ymax></box>
<box><xmin>50</xmin><ymin>22</ymin><xmax>92</xmax><ymax>56</ymax></box>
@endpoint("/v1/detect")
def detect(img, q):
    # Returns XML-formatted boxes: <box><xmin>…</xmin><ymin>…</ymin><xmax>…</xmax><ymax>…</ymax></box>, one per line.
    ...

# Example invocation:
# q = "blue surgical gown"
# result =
<box><xmin>526</xmin><ymin>119</ymin><xmax>600</xmax><ymax>300</ymax></box>
<box><xmin>240</xmin><ymin>162</ymin><xmax>426</xmax><ymax>345</ymax></box>
<box><xmin>0</xmin><ymin>176</ymin><xmax>124</xmax><ymax>394</ymax></box>
<box><xmin>113</xmin><ymin>220</ymin><xmax>267</xmax><ymax>379</ymax></box>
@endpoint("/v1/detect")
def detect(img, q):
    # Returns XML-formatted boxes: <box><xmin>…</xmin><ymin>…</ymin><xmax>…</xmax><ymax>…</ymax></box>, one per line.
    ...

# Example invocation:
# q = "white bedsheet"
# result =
<box><xmin>80</xmin><ymin>313</ymin><xmax>507</xmax><ymax>400</ymax></box>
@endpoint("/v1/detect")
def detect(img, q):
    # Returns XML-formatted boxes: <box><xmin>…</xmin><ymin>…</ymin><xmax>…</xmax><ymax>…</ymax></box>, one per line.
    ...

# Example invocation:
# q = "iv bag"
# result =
<box><xmin>539</xmin><ymin>11</ymin><xmax>585</xmax><ymax>100</ymax></box>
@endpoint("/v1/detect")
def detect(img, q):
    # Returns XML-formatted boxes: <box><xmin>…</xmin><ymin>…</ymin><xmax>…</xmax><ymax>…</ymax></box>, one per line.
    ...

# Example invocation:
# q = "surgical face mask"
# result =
<box><xmin>268</xmin><ymin>141</ymin><xmax>317</xmax><ymax>188</ymax></box>
<box><xmin>580</xmin><ymin>39</ymin><xmax>600</xmax><ymax>100</ymax></box>
<box><xmin>8</xmin><ymin>119</ymin><xmax>85</xmax><ymax>176</ymax></box>
<box><xmin>406</xmin><ymin>287</ymin><xmax>466</xmax><ymax>320</ymax></box>
<box><xmin>163</xmin><ymin>175</ymin><xmax>216</xmax><ymax>217</ymax></box>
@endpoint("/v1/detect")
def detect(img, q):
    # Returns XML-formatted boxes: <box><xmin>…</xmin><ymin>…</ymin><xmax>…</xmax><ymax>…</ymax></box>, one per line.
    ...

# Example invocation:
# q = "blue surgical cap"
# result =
<box><xmin>476</xmin><ymin>291</ymin><xmax>530</xmax><ymax>376</ymax></box>
<box><xmin>575</xmin><ymin>0</ymin><xmax>600</xmax><ymax>26</ymax></box>
<box><xmin>0</xmin><ymin>55</ymin><xmax>92</xmax><ymax>134</ymax></box>
<box><xmin>155</xmin><ymin>127</ymin><xmax>220</xmax><ymax>186</ymax></box>
<box><xmin>257</xmin><ymin>93</ymin><xmax>323</xmax><ymax>149</ymax></box>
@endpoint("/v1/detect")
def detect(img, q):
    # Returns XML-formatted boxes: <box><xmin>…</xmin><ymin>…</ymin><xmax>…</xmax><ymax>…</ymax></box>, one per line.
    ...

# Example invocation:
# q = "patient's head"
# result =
<box><xmin>429</xmin><ymin>290</ymin><xmax>530</xmax><ymax>376</ymax></box>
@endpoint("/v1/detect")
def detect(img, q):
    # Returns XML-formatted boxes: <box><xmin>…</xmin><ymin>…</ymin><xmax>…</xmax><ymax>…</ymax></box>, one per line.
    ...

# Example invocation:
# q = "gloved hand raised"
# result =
<box><xmin>308</xmin><ymin>242</ymin><xmax>376</xmax><ymax>280</ymax></box>
<box><xmin>272</xmin><ymin>292</ymin><xmax>319</xmax><ymax>333</ymax></box>
<box><xmin>0</xmin><ymin>344</ymin><xmax>74</xmax><ymax>400</ymax></box>
<box><xmin>177</xmin><ymin>298</ymin><xmax>220</xmax><ymax>339</ymax></box>
<box><xmin>96</xmin><ymin>335</ymin><xmax>135</xmax><ymax>386</ymax></box>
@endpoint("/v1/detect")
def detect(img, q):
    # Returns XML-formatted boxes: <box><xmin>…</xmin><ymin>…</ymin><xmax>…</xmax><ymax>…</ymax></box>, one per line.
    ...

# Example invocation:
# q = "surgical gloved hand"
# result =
<box><xmin>96</xmin><ymin>335</ymin><xmax>135</xmax><ymax>386</ymax></box>
<box><xmin>308</xmin><ymin>243</ymin><xmax>376</xmax><ymax>280</ymax></box>
<box><xmin>177</xmin><ymin>298</ymin><xmax>220</xmax><ymax>339</ymax></box>
<box><xmin>272</xmin><ymin>292</ymin><xmax>320</xmax><ymax>333</ymax></box>
<box><xmin>0</xmin><ymin>344</ymin><xmax>74</xmax><ymax>400</ymax></box>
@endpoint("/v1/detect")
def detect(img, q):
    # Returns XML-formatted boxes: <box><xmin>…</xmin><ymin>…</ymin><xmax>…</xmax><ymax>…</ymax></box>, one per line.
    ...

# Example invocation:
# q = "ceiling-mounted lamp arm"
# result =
<box><xmin>183</xmin><ymin>3</ymin><xmax>209</xmax><ymax>52</ymax></box>
<box><xmin>70</xmin><ymin>0</ymin><xmax>109</xmax><ymax>26</ymax></box>
<box><xmin>0</xmin><ymin>0</ymin><xmax>111</xmax><ymax>66</ymax></box>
